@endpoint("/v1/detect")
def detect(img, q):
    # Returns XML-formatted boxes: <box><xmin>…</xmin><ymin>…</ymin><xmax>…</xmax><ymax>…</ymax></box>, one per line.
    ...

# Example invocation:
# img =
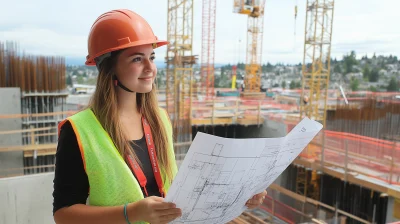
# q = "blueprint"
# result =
<box><xmin>165</xmin><ymin>117</ymin><xmax>323</xmax><ymax>224</ymax></box>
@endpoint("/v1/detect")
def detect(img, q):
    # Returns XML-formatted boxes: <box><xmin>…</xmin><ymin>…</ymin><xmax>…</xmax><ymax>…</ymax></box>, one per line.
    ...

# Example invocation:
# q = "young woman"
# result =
<box><xmin>52</xmin><ymin>9</ymin><xmax>266</xmax><ymax>224</ymax></box>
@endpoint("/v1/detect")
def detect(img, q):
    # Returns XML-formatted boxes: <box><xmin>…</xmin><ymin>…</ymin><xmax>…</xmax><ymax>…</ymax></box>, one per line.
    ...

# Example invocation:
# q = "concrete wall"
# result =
<box><xmin>0</xmin><ymin>88</ymin><xmax>23</xmax><ymax>177</ymax></box>
<box><xmin>0</xmin><ymin>173</ymin><xmax>55</xmax><ymax>224</ymax></box>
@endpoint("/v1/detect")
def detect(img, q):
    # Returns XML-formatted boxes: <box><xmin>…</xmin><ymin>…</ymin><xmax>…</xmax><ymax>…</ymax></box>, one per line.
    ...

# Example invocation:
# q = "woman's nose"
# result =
<box><xmin>143</xmin><ymin>58</ymin><xmax>153</xmax><ymax>72</ymax></box>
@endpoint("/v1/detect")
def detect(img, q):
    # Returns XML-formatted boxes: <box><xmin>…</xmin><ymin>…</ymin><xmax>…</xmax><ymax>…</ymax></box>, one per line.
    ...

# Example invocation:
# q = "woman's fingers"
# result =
<box><xmin>246</xmin><ymin>191</ymin><xmax>267</xmax><ymax>209</ymax></box>
<box><xmin>159</xmin><ymin>209</ymin><xmax>182</xmax><ymax>223</ymax></box>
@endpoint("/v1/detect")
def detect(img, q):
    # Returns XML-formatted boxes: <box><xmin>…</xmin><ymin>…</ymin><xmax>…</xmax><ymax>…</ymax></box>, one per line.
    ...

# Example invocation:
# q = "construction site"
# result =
<box><xmin>0</xmin><ymin>0</ymin><xmax>399</xmax><ymax>223</ymax></box>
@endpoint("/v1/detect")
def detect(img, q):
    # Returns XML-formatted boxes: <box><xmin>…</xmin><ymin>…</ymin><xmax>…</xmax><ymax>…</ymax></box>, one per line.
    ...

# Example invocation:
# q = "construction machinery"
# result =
<box><xmin>233</xmin><ymin>0</ymin><xmax>266</xmax><ymax>96</ymax></box>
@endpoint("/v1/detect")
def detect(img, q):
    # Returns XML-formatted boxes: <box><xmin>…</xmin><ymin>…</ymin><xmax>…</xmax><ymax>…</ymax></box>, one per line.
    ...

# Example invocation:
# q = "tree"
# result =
<box><xmin>369</xmin><ymin>86</ymin><xmax>377</xmax><ymax>92</ymax></box>
<box><xmin>237</xmin><ymin>63</ymin><xmax>245</xmax><ymax>70</ymax></box>
<box><xmin>289</xmin><ymin>81</ymin><xmax>296</xmax><ymax>89</ymax></box>
<box><xmin>296</xmin><ymin>81</ymin><xmax>302</xmax><ymax>88</ymax></box>
<box><xmin>343</xmin><ymin>51</ymin><xmax>358</xmax><ymax>74</ymax></box>
<box><xmin>263</xmin><ymin>62</ymin><xmax>273</xmax><ymax>72</ymax></box>
<box><xmin>76</xmin><ymin>76</ymin><xmax>84</xmax><ymax>84</ymax></box>
<box><xmin>369</xmin><ymin>68</ymin><xmax>379</xmax><ymax>82</ymax></box>
<box><xmin>387</xmin><ymin>77</ymin><xmax>399</xmax><ymax>91</ymax></box>
<box><xmin>66</xmin><ymin>75</ymin><xmax>73</xmax><ymax>86</ymax></box>
<box><xmin>281</xmin><ymin>80</ymin><xmax>286</xmax><ymax>89</ymax></box>
<box><xmin>333</xmin><ymin>65</ymin><xmax>342</xmax><ymax>74</ymax></box>
<box><xmin>215</xmin><ymin>70</ymin><xmax>230</xmax><ymax>88</ymax></box>
<box><xmin>362</xmin><ymin>65</ymin><xmax>370</xmax><ymax>80</ymax></box>
<box><xmin>379</xmin><ymin>60</ymin><xmax>386</xmax><ymax>69</ymax></box>
<box><xmin>221</xmin><ymin>67</ymin><xmax>226</xmax><ymax>77</ymax></box>
<box><xmin>350</xmin><ymin>78</ymin><xmax>359</xmax><ymax>91</ymax></box>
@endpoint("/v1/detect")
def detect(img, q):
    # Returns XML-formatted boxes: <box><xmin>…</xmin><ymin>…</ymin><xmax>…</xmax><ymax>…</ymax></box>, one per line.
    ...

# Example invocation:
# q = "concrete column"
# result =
<box><xmin>0</xmin><ymin>88</ymin><xmax>23</xmax><ymax>177</ymax></box>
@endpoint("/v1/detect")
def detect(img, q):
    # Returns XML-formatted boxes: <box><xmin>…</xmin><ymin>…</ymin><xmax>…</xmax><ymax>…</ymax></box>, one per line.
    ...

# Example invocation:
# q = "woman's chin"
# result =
<box><xmin>136</xmin><ymin>86</ymin><xmax>153</xmax><ymax>94</ymax></box>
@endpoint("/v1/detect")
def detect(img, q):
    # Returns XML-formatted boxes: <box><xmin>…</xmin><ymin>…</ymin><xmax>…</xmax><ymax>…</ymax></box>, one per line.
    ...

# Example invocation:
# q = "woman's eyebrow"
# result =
<box><xmin>129</xmin><ymin>52</ymin><xmax>155</xmax><ymax>56</ymax></box>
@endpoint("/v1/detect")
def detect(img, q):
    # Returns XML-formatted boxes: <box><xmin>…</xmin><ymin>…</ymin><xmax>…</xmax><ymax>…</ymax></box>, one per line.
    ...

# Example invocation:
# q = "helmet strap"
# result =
<box><xmin>94</xmin><ymin>52</ymin><xmax>111</xmax><ymax>69</ymax></box>
<box><xmin>113</xmin><ymin>75</ymin><xmax>134</xmax><ymax>93</ymax></box>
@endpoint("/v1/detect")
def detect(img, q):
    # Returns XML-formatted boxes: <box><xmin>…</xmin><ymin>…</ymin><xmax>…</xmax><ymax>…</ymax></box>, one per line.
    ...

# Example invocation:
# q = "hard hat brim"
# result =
<box><xmin>85</xmin><ymin>39</ymin><xmax>169</xmax><ymax>66</ymax></box>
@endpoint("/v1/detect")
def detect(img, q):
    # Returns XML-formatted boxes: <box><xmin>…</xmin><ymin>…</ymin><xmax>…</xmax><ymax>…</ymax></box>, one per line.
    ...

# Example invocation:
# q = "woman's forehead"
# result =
<box><xmin>122</xmin><ymin>44</ymin><xmax>154</xmax><ymax>56</ymax></box>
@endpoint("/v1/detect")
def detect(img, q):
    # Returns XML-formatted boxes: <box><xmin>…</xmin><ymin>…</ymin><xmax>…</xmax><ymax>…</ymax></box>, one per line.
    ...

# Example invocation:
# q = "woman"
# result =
<box><xmin>52</xmin><ymin>9</ymin><xmax>266</xmax><ymax>224</ymax></box>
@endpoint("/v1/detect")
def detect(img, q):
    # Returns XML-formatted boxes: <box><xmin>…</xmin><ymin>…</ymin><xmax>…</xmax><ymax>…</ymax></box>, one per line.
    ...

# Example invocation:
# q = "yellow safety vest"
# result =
<box><xmin>58</xmin><ymin>108</ymin><xmax>177</xmax><ymax>224</ymax></box>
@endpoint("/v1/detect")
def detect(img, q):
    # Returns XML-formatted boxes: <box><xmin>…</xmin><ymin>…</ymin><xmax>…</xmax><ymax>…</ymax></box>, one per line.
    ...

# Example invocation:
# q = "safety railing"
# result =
<box><xmin>266</xmin><ymin>184</ymin><xmax>374</xmax><ymax>224</ymax></box>
<box><xmin>266</xmin><ymin>113</ymin><xmax>400</xmax><ymax>186</ymax></box>
<box><xmin>191</xmin><ymin>97</ymin><xmax>298</xmax><ymax>126</ymax></box>
<box><xmin>1</xmin><ymin>106</ymin><xmax>399</xmax><ymax>187</ymax></box>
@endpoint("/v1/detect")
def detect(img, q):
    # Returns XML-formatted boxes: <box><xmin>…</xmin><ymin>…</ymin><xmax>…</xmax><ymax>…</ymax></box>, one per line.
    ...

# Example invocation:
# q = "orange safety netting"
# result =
<box><xmin>267</xmin><ymin>114</ymin><xmax>400</xmax><ymax>186</ymax></box>
<box><xmin>260</xmin><ymin>195</ymin><xmax>310</xmax><ymax>224</ymax></box>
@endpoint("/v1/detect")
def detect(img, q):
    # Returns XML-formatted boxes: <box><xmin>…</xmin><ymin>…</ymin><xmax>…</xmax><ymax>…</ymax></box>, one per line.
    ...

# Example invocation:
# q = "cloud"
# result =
<box><xmin>0</xmin><ymin>0</ymin><xmax>399</xmax><ymax>65</ymax></box>
<box><xmin>0</xmin><ymin>27</ymin><xmax>87</xmax><ymax>57</ymax></box>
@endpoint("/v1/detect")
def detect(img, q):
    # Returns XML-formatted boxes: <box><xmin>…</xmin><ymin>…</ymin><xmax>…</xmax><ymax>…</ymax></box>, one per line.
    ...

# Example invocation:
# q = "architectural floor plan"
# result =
<box><xmin>165</xmin><ymin>117</ymin><xmax>323</xmax><ymax>224</ymax></box>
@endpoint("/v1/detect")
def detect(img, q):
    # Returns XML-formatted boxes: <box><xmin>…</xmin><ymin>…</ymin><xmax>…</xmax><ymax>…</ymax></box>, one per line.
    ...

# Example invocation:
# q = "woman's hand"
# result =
<box><xmin>245</xmin><ymin>190</ymin><xmax>267</xmax><ymax>209</ymax></box>
<box><xmin>129</xmin><ymin>196</ymin><xmax>182</xmax><ymax>224</ymax></box>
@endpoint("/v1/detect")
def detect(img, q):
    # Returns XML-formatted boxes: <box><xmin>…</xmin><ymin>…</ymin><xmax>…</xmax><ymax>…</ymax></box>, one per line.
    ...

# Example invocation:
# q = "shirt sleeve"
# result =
<box><xmin>52</xmin><ymin>120</ymin><xmax>89</xmax><ymax>215</ymax></box>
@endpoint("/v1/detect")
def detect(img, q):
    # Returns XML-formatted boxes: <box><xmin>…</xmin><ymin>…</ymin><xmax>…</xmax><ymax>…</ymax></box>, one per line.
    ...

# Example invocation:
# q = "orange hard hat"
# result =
<box><xmin>85</xmin><ymin>9</ymin><xmax>168</xmax><ymax>66</ymax></box>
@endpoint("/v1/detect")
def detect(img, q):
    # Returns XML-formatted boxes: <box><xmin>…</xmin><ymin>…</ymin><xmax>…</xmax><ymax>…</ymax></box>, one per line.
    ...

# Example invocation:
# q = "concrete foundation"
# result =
<box><xmin>0</xmin><ymin>88</ymin><xmax>23</xmax><ymax>177</ymax></box>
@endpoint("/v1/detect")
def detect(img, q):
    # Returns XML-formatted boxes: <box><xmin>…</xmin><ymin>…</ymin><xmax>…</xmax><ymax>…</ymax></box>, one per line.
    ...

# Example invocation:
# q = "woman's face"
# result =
<box><xmin>115</xmin><ymin>44</ymin><xmax>157</xmax><ymax>93</ymax></box>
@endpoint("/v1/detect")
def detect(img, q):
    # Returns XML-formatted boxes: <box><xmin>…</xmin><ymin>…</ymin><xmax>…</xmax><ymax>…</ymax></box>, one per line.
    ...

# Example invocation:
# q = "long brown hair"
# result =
<box><xmin>88</xmin><ymin>50</ymin><xmax>174</xmax><ymax>183</ymax></box>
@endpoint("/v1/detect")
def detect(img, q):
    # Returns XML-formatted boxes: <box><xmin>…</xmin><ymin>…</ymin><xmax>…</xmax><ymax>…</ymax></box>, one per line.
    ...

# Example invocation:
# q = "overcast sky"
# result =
<box><xmin>0</xmin><ymin>0</ymin><xmax>399</xmax><ymax>65</ymax></box>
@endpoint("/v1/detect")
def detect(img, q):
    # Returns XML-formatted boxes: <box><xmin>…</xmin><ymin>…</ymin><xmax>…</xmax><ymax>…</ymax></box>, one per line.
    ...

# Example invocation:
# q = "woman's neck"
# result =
<box><xmin>116</xmin><ymin>89</ymin><xmax>140</xmax><ymax>117</ymax></box>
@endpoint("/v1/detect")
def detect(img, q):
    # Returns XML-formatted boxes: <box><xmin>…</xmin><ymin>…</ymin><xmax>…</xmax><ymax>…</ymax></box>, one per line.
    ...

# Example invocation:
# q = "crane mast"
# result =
<box><xmin>300</xmin><ymin>0</ymin><xmax>335</xmax><ymax>127</ymax></box>
<box><xmin>233</xmin><ymin>0</ymin><xmax>266</xmax><ymax>95</ymax></box>
<box><xmin>166</xmin><ymin>0</ymin><xmax>196</xmax><ymax>158</ymax></box>
<box><xmin>201</xmin><ymin>0</ymin><xmax>216</xmax><ymax>98</ymax></box>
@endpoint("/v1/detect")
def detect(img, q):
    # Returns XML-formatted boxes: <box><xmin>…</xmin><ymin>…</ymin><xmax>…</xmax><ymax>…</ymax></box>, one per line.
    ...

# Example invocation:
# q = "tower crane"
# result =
<box><xmin>233</xmin><ymin>0</ymin><xmax>266</xmax><ymax>96</ymax></box>
<box><xmin>201</xmin><ymin>0</ymin><xmax>216</xmax><ymax>98</ymax></box>
<box><xmin>300</xmin><ymin>0</ymin><xmax>335</xmax><ymax>128</ymax></box>
<box><xmin>166</xmin><ymin>0</ymin><xmax>196</xmax><ymax>158</ymax></box>
<box><xmin>296</xmin><ymin>0</ymin><xmax>335</xmax><ymax>204</ymax></box>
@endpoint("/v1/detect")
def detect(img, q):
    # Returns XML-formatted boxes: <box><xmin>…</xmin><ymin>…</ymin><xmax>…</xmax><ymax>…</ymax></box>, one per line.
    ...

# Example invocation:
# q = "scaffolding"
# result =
<box><xmin>0</xmin><ymin>41</ymin><xmax>67</xmax><ymax>174</ymax></box>
<box><xmin>166</xmin><ymin>0</ymin><xmax>197</xmax><ymax>160</ymax></box>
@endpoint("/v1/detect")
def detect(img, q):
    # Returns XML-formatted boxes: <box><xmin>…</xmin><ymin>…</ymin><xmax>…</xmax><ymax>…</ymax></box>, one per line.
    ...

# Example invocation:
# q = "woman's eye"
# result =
<box><xmin>133</xmin><ymin>57</ymin><xmax>141</xmax><ymax>62</ymax></box>
<box><xmin>150</xmin><ymin>56</ymin><xmax>156</xmax><ymax>61</ymax></box>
